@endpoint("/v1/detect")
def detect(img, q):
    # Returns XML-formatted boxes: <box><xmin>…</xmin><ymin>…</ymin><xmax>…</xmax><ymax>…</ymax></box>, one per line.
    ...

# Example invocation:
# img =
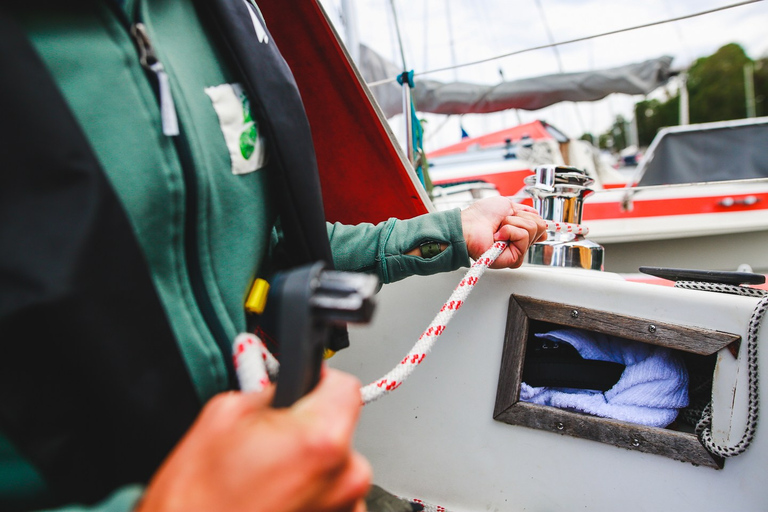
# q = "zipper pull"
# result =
<box><xmin>131</xmin><ymin>23</ymin><xmax>179</xmax><ymax>137</ymax></box>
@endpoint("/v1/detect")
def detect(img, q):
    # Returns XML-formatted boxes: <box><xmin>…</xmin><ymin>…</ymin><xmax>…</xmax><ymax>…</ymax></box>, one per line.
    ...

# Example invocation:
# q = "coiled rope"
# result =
<box><xmin>675</xmin><ymin>280</ymin><xmax>767</xmax><ymax>458</ymax></box>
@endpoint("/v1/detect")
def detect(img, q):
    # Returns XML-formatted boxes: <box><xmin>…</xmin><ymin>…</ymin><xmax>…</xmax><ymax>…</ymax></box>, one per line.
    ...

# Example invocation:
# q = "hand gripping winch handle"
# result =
<box><xmin>269</xmin><ymin>262</ymin><xmax>378</xmax><ymax>408</ymax></box>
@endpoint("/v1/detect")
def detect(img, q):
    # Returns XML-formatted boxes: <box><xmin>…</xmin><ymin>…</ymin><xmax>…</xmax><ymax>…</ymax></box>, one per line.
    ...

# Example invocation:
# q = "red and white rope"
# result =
<box><xmin>406</xmin><ymin>497</ymin><xmax>450</xmax><ymax>512</ymax></box>
<box><xmin>545</xmin><ymin>220</ymin><xmax>588</xmax><ymax>236</ymax></box>
<box><xmin>233</xmin><ymin>332</ymin><xmax>279</xmax><ymax>393</ymax></box>
<box><xmin>356</xmin><ymin>222</ymin><xmax>588</xmax><ymax>403</ymax></box>
<box><xmin>233</xmin><ymin>241</ymin><xmax>508</xmax><ymax>400</ymax></box>
<box><xmin>360</xmin><ymin>240</ymin><xmax>507</xmax><ymax>404</ymax></box>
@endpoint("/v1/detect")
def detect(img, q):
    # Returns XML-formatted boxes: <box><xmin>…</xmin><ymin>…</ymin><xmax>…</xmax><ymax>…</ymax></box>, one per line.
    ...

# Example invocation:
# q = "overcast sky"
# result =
<box><xmin>318</xmin><ymin>0</ymin><xmax>767</xmax><ymax>150</ymax></box>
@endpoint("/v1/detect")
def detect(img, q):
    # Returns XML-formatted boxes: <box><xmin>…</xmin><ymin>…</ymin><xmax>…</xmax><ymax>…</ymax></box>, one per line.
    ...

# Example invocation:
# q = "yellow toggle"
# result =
<box><xmin>245</xmin><ymin>278</ymin><xmax>270</xmax><ymax>314</ymax></box>
<box><xmin>323</xmin><ymin>348</ymin><xmax>336</xmax><ymax>359</ymax></box>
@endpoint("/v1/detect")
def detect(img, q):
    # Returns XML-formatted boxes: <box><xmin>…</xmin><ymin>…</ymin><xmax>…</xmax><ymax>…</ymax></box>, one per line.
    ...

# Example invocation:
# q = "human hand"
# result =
<box><xmin>460</xmin><ymin>196</ymin><xmax>547</xmax><ymax>269</ymax></box>
<box><xmin>136</xmin><ymin>369</ymin><xmax>371</xmax><ymax>512</ymax></box>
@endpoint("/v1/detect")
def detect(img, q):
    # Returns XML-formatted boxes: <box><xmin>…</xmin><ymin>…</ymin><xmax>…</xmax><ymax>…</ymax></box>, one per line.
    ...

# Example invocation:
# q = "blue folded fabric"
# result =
<box><xmin>520</xmin><ymin>329</ymin><xmax>689</xmax><ymax>427</ymax></box>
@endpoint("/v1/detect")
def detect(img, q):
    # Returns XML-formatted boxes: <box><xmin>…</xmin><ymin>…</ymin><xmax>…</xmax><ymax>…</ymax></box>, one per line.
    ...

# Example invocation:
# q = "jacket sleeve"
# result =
<box><xmin>326</xmin><ymin>209</ymin><xmax>470</xmax><ymax>284</ymax></box>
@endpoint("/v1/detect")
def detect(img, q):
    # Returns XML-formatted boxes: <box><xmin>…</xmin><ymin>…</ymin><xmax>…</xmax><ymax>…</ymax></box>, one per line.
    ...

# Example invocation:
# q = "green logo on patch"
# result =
<box><xmin>239</xmin><ymin>92</ymin><xmax>258</xmax><ymax>160</ymax></box>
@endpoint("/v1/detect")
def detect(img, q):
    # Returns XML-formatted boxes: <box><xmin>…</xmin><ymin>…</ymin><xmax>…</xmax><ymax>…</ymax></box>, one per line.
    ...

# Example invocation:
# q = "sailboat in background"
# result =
<box><xmin>425</xmin><ymin>115</ymin><xmax>768</xmax><ymax>274</ymax></box>
<box><xmin>329</xmin><ymin>1</ymin><xmax>768</xmax><ymax>274</ymax></box>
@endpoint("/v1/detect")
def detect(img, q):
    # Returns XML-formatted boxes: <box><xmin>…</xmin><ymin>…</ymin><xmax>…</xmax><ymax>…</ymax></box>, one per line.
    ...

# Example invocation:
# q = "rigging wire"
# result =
<box><xmin>423</xmin><ymin>113</ymin><xmax>457</xmax><ymax>143</ymax></box>
<box><xmin>388</xmin><ymin>0</ymin><xmax>409</xmax><ymax>71</ymax></box>
<box><xmin>367</xmin><ymin>0</ymin><xmax>764</xmax><ymax>87</ymax></box>
<box><xmin>444</xmin><ymin>0</ymin><xmax>459</xmax><ymax>81</ymax></box>
<box><xmin>533</xmin><ymin>0</ymin><xmax>565</xmax><ymax>73</ymax></box>
<box><xmin>533</xmin><ymin>0</ymin><xmax>587</xmax><ymax>136</ymax></box>
<box><xmin>661</xmin><ymin>0</ymin><xmax>695</xmax><ymax>65</ymax></box>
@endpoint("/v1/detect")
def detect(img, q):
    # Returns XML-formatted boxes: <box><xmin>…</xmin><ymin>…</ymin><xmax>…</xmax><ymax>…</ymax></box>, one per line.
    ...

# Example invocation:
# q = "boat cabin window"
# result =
<box><xmin>494</xmin><ymin>294</ymin><xmax>740</xmax><ymax>469</ymax></box>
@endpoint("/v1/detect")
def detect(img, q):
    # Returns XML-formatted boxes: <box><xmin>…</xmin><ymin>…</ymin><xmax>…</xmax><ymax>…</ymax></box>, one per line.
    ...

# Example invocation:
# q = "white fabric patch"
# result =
<box><xmin>205</xmin><ymin>83</ymin><xmax>266</xmax><ymax>175</ymax></box>
<box><xmin>243</xmin><ymin>0</ymin><xmax>269</xmax><ymax>43</ymax></box>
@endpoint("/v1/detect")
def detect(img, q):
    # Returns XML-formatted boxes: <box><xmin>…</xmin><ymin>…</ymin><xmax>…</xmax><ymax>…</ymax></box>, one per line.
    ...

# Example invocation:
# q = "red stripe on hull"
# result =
<box><xmin>433</xmin><ymin>169</ymin><xmax>531</xmax><ymax>196</ymax></box>
<box><xmin>584</xmin><ymin>192</ymin><xmax>768</xmax><ymax>220</ymax></box>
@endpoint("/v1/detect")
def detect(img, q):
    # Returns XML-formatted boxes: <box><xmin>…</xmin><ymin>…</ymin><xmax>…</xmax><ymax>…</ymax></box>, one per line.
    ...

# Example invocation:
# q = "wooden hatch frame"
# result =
<box><xmin>494</xmin><ymin>295</ymin><xmax>741</xmax><ymax>469</ymax></box>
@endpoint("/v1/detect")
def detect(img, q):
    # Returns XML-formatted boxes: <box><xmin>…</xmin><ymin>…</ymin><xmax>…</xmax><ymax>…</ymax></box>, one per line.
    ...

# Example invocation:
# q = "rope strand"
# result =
<box><xmin>676</xmin><ymin>281</ymin><xmax>766</xmax><ymax>457</ymax></box>
<box><xmin>233</xmin><ymin>242</ymin><xmax>509</xmax><ymax>402</ymax></box>
<box><xmin>360</xmin><ymin>241</ymin><xmax>507</xmax><ymax>403</ymax></box>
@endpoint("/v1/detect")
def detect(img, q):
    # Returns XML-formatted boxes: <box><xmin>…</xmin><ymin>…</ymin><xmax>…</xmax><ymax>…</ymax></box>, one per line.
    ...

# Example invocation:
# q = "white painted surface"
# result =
<box><xmin>331</xmin><ymin>265</ymin><xmax>767</xmax><ymax>511</ymax></box>
<box><xmin>598</xmin><ymin>229</ymin><xmax>768</xmax><ymax>274</ymax></box>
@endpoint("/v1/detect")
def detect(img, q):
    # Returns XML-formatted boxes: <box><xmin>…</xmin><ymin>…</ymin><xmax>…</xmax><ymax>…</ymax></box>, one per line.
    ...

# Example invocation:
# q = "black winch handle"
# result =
<box><xmin>639</xmin><ymin>266</ymin><xmax>765</xmax><ymax>286</ymax></box>
<box><xmin>268</xmin><ymin>262</ymin><xmax>378</xmax><ymax>408</ymax></box>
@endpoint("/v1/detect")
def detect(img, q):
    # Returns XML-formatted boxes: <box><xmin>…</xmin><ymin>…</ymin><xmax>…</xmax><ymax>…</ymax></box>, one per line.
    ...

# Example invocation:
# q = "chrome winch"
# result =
<box><xmin>525</xmin><ymin>165</ymin><xmax>604</xmax><ymax>270</ymax></box>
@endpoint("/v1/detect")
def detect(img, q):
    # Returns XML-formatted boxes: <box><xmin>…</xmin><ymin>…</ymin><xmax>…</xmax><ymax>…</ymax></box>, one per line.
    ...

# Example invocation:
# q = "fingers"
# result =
<box><xmin>292</xmin><ymin>369</ymin><xmax>363</xmax><ymax>437</ymax></box>
<box><xmin>352</xmin><ymin>499</ymin><xmax>368</xmax><ymax>512</ymax></box>
<box><xmin>510</xmin><ymin>202</ymin><xmax>539</xmax><ymax>215</ymax></box>
<box><xmin>460</xmin><ymin>197</ymin><xmax>547</xmax><ymax>267</ymax></box>
<box><xmin>509</xmin><ymin>209</ymin><xmax>548</xmax><ymax>243</ymax></box>
<box><xmin>491</xmin><ymin>213</ymin><xmax>547</xmax><ymax>269</ymax></box>
<box><xmin>289</xmin><ymin>370</ymin><xmax>370</xmax><ymax>511</ymax></box>
<box><xmin>288</xmin><ymin>369</ymin><xmax>364</xmax><ymax>480</ymax></box>
<box><xmin>140</xmin><ymin>368</ymin><xmax>370</xmax><ymax>512</ymax></box>
<box><xmin>196</xmin><ymin>386</ymin><xmax>276</xmax><ymax>436</ymax></box>
<box><xmin>314</xmin><ymin>451</ymin><xmax>372</xmax><ymax>512</ymax></box>
<box><xmin>494</xmin><ymin>213</ymin><xmax>546</xmax><ymax>244</ymax></box>
<box><xmin>492</xmin><ymin>222</ymin><xmax>533</xmax><ymax>269</ymax></box>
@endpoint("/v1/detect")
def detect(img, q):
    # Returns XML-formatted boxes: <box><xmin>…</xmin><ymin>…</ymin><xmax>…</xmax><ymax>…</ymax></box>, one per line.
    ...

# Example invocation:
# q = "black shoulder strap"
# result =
<box><xmin>203</xmin><ymin>0</ymin><xmax>349</xmax><ymax>351</ymax></box>
<box><xmin>0</xmin><ymin>6</ymin><xmax>200</xmax><ymax>506</ymax></box>
<box><xmin>204</xmin><ymin>0</ymin><xmax>334</xmax><ymax>270</ymax></box>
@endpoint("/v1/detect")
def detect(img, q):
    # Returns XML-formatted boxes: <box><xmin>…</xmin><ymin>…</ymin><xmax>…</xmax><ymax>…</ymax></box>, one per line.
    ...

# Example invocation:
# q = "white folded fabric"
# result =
<box><xmin>520</xmin><ymin>329</ymin><xmax>689</xmax><ymax>427</ymax></box>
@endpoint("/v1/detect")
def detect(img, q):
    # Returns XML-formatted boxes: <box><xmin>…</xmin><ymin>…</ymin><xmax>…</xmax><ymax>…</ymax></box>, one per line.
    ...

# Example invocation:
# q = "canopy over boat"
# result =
<box><xmin>359</xmin><ymin>44</ymin><xmax>674</xmax><ymax>119</ymax></box>
<box><xmin>634</xmin><ymin>116</ymin><xmax>768</xmax><ymax>186</ymax></box>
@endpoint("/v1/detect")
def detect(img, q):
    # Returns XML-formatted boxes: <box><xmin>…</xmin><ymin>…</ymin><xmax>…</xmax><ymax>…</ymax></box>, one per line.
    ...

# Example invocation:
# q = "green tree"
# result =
<box><xmin>686</xmin><ymin>43</ymin><xmax>751</xmax><ymax>123</ymax></box>
<box><xmin>623</xmin><ymin>44</ymin><xmax>768</xmax><ymax>147</ymax></box>
<box><xmin>597</xmin><ymin>115</ymin><xmax>629</xmax><ymax>151</ymax></box>
<box><xmin>634</xmin><ymin>97</ymin><xmax>679</xmax><ymax>147</ymax></box>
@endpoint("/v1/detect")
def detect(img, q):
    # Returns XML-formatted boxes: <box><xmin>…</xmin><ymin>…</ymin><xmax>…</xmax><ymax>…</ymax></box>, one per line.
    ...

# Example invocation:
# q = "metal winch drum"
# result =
<box><xmin>525</xmin><ymin>165</ymin><xmax>604</xmax><ymax>270</ymax></box>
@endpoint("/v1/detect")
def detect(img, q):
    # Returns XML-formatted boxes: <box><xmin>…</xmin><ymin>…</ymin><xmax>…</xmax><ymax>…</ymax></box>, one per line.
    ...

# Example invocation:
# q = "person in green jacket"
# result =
<box><xmin>0</xmin><ymin>1</ymin><xmax>547</xmax><ymax>511</ymax></box>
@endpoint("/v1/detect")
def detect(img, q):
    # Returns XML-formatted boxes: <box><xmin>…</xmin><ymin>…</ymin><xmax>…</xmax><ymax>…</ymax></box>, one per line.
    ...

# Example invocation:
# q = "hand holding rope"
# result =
<box><xmin>234</xmin><ymin>219</ymin><xmax>577</xmax><ymax>403</ymax></box>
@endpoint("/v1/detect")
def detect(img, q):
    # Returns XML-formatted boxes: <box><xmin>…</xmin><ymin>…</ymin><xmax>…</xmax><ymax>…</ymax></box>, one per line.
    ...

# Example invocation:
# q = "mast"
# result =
<box><xmin>388</xmin><ymin>0</ymin><xmax>416</xmax><ymax>168</ymax></box>
<box><xmin>679</xmin><ymin>73</ymin><xmax>689</xmax><ymax>125</ymax></box>
<box><xmin>745</xmin><ymin>62</ymin><xmax>756</xmax><ymax>118</ymax></box>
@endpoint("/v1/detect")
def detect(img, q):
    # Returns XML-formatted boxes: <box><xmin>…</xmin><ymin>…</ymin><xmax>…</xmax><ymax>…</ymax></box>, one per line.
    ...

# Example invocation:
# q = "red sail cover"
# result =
<box><xmin>257</xmin><ymin>1</ymin><xmax>429</xmax><ymax>225</ymax></box>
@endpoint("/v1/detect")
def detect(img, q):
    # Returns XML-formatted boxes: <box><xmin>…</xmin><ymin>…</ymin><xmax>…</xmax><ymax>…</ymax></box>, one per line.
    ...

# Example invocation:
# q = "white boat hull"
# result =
<box><xmin>598</xmin><ymin>228</ymin><xmax>768</xmax><ymax>273</ymax></box>
<box><xmin>332</xmin><ymin>265</ymin><xmax>767</xmax><ymax>511</ymax></box>
<box><xmin>584</xmin><ymin>183</ymin><xmax>768</xmax><ymax>273</ymax></box>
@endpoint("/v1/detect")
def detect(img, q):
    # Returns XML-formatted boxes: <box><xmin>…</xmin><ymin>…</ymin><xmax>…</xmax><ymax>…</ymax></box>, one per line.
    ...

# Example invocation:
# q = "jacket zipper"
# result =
<box><xmin>110</xmin><ymin>2</ymin><xmax>237</xmax><ymax>387</ymax></box>
<box><xmin>130</xmin><ymin>23</ymin><xmax>179</xmax><ymax>137</ymax></box>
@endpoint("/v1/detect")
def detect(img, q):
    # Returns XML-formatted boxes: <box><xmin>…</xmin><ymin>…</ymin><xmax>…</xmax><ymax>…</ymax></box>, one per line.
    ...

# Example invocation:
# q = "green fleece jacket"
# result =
<box><xmin>2</xmin><ymin>1</ymin><xmax>469</xmax><ymax>510</ymax></box>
